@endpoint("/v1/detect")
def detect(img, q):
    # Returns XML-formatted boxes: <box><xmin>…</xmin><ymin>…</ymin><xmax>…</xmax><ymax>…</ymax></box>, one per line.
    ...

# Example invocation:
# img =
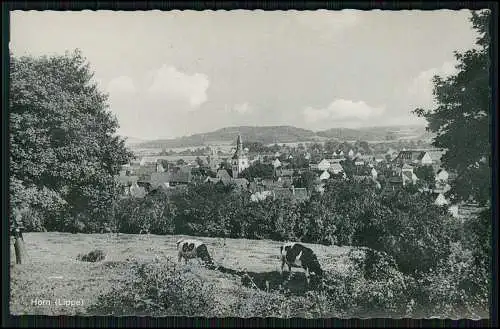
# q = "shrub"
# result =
<box><xmin>18</xmin><ymin>207</ymin><xmax>46</xmax><ymax>232</ymax></box>
<box><xmin>88</xmin><ymin>259</ymin><xmax>220</xmax><ymax>317</ymax></box>
<box><xmin>77</xmin><ymin>249</ymin><xmax>106</xmax><ymax>262</ymax></box>
<box><xmin>409</xmin><ymin>241</ymin><xmax>490</xmax><ymax>319</ymax></box>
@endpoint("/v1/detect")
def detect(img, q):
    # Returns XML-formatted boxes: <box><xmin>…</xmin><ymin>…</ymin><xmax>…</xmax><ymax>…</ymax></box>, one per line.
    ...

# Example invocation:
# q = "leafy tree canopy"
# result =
<box><xmin>412</xmin><ymin>10</ymin><xmax>491</xmax><ymax>206</ymax></box>
<box><xmin>10</xmin><ymin>49</ymin><xmax>134</xmax><ymax>231</ymax></box>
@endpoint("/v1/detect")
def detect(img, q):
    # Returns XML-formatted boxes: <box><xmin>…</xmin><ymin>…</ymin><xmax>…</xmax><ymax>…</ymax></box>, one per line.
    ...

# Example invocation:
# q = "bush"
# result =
<box><xmin>408</xmin><ymin>241</ymin><xmax>490</xmax><ymax>319</ymax></box>
<box><xmin>18</xmin><ymin>207</ymin><xmax>46</xmax><ymax>232</ymax></box>
<box><xmin>88</xmin><ymin>259</ymin><xmax>220</xmax><ymax>317</ymax></box>
<box><xmin>77</xmin><ymin>249</ymin><xmax>106</xmax><ymax>262</ymax></box>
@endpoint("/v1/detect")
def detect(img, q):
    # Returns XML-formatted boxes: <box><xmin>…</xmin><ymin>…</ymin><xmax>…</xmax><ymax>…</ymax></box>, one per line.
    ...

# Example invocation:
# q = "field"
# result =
<box><xmin>10</xmin><ymin>232</ymin><xmax>358</xmax><ymax>317</ymax></box>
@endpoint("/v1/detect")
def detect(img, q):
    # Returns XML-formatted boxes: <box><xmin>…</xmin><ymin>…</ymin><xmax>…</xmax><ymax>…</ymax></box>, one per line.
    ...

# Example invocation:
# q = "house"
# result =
<box><xmin>231</xmin><ymin>178</ymin><xmax>249</xmax><ymax>190</ymax></box>
<box><xmin>435</xmin><ymin>193</ymin><xmax>449</xmax><ymax>206</ymax></box>
<box><xmin>386</xmin><ymin>176</ymin><xmax>403</xmax><ymax>190</ymax></box>
<box><xmin>304</xmin><ymin>152</ymin><xmax>311</xmax><ymax>160</ymax></box>
<box><xmin>401</xmin><ymin>164</ymin><xmax>417</xmax><ymax>186</ymax></box>
<box><xmin>354</xmin><ymin>159</ymin><xmax>365</xmax><ymax>166</ymax></box>
<box><xmin>116</xmin><ymin>175</ymin><xmax>139</xmax><ymax>196</ymax></box>
<box><xmin>420</xmin><ymin>152</ymin><xmax>433</xmax><ymax>166</ymax></box>
<box><xmin>348</xmin><ymin>149</ymin><xmax>355</xmax><ymax>158</ymax></box>
<box><xmin>330</xmin><ymin>157</ymin><xmax>345</xmax><ymax>164</ymax></box>
<box><xmin>292</xmin><ymin>187</ymin><xmax>309</xmax><ymax>202</ymax></box>
<box><xmin>352</xmin><ymin>175</ymin><xmax>373</xmax><ymax>183</ymax></box>
<box><xmin>277</xmin><ymin>176</ymin><xmax>293</xmax><ymax>186</ymax></box>
<box><xmin>426</xmin><ymin>149</ymin><xmax>446</xmax><ymax>165</ymax></box>
<box><xmin>435</xmin><ymin>169</ymin><xmax>449</xmax><ymax>183</ymax></box>
<box><xmin>130</xmin><ymin>181</ymin><xmax>147</xmax><ymax>198</ymax></box>
<box><xmin>385</xmin><ymin>148</ymin><xmax>399</xmax><ymax>160</ymax></box>
<box><xmin>317</xmin><ymin>159</ymin><xmax>331</xmax><ymax>171</ymax></box>
<box><xmin>434</xmin><ymin>183</ymin><xmax>451</xmax><ymax>194</ymax></box>
<box><xmin>360</xmin><ymin>155</ymin><xmax>375</xmax><ymax>165</ymax></box>
<box><xmin>276</xmin><ymin>168</ymin><xmax>294</xmax><ymax>178</ymax></box>
<box><xmin>129</xmin><ymin>159</ymin><xmax>141</xmax><ymax>167</ymax></box>
<box><xmin>150</xmin><ymin>172</ymin><xmax>171</xmax><ymax>189</ymax></box>
<box><xmin>394</xmin><ymin>150</ymin><xmax>426</xmax><ymax>165</ymax></box>
<box><xmin>250</xmin><ymin>190</ymin><xmax>273</xmax><ymax>202</ymax></box>
<box><xmin>309</xmin><ymin>163</ymin><xmax>319</xmax><ymax>170</ymax></box>
<box><xmin>395</xmin><ymin>149</ymin><xmax>446</xmax><ymax>168</ymax></box>
<box><xmin>216</xmin><ymin>169</ymin><xmax>232</xmax><ymax>183</ymax></box>
<box><xmin>371</xmin><ymin>168</ymin><xmax>378</xmax><ymax>180</ymax></box>
<box><xmin>319</xmin><ymin>170</ymin><xmax>330</xmax><ymax>181</ymax></box>
<box><xmin>261</xmin><ymin>178</ymin><xmax>283</xmax><ymax>189</ymax></box>
<box><xmin>205</xmin><ymin>176</ymin><xmax>221</xmax><ymax>184</ymax></box>
<box><xmin>139</xmin><ymin>156</ymin><xmax>158</xmax><ymax>166</ymax></box>
<box><xmin>280</xmin><ymin>161</ymin><xmax>290</xmax><ymax>168</ymax></box>
<box><xmin>150</xmin><ymin>170</ymin><xmax>193</xmax><ymax>188</ymax></box>
<box><xmin>272</xmin><ymin>158</ymin><xmax>282</xmax><ymax>168</ymax></box>
<box><xmin>329</xmin><ymin>163</ymin><xmax>344</xmax><ymax>175</ymax></box>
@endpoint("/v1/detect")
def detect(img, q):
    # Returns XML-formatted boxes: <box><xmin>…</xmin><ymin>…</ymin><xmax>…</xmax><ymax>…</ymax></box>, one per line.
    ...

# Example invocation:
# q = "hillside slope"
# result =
<box><xmin>136</xmin><ymin>124</ymin><xmax>431</xmax><ymax>149</ymax></box>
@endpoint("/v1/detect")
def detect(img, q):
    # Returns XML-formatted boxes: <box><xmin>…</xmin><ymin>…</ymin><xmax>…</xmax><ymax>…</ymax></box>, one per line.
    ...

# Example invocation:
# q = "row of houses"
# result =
<box><xmin>118</xmin><ymin>136</ymin><xmax>468</xmax><ymax>218</ymax></box>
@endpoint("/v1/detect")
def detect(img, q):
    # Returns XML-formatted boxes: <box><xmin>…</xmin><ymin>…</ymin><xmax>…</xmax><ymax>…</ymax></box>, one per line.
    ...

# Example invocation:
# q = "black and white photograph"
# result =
<box><xmin>8</xmin><ymin>7</ymin><xmax>492</xmax><ymax>320</ymax></box>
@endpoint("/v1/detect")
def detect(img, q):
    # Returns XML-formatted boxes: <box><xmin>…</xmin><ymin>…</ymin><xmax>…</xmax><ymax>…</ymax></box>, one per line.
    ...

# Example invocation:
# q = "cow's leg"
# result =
<box><xmin>280</xmin><ymin>258</ymin><xmax>286</xmax><ymax>275</ymax></box>
<box><xmin>305</xmin><ymin>267</ymin><xmax>310</xmax><ymax>285</ymax></box>
<box><xmin>178</xmin><ymin>253</ymin><xmax>182</xmax><ymax>263</ymax></box>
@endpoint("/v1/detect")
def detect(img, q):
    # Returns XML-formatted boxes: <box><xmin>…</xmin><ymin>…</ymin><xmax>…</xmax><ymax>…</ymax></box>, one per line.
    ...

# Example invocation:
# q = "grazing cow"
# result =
<box><xmin>176</xmin><ymin>238</ymin><xmax>214</xmax><ymax>267</ymax></box>
<box><xmin>280</xmin><ymin>242</ymin><xmax>323</xmax><ymax>285</ymax></box>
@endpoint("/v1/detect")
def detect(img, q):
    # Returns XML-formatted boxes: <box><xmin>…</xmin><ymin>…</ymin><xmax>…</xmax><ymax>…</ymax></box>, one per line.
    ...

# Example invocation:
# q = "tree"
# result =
<box><xmin>414</xmin><ymin>165</ymin><xmax>436</xmax><ymax>188</ymax></box>
<box><xmin>243</xmin><ymin>141</ymin><xmax>268</xmax><ymax>153</ymax></box>
<box><xmin>195</xmin><ymin>156</ymin><xmax>204</xmax><ymax>167</ymax></box>
<box><xmin>239</xmin><ymin>162</ymin><xmax>274</xmax><ymax>181</ymax></box>
<box><xmin>412</xmin><ymin>10</ymin><xmax>491</xmax><ymax>207</ymax></box>
<box><xmin>324</xmin><ymin>139</ymin><xmax>339</xmax><ymax>154</ymax></box>
<box><xmin>294</xmin><ymin>170</ymin><xmax>317</xmax><ymax>190</ymax></box>
<box><xmin>10</xmin><ymin>49</ymin><xmax>134</xmax><ymax>233</ymax></box>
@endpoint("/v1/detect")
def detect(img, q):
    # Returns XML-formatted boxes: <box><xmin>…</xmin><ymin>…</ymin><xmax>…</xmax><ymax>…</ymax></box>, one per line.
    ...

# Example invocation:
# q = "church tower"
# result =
<box><xmin>231</xmin><ymin>134</ymin><xmax>248</xmax><ymax>178</ymax></box>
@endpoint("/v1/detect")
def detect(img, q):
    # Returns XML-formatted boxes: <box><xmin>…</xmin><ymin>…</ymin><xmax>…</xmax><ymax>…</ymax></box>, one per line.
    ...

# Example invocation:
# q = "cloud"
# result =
<box><xmin>147</xmin><ymin>65</ymin><xmax>209</xmax><ymax>108</ymax></box>
<box><xmin>107</xmin><ymin>75</ymin><xmax>136</xmax><ymax>95</ymax></box>
<box><xmin>294</xmin><ymin>10</ymin><xmax>360</xmax><ymax>33</ymax></box>
<box><xmin>303</xmin><ymin>99</ymin><xmax>385</xmax><ymax>123</ymax></box>
<box><xmin>408</xmin><ymin>61</ymin><xmax>459</xmax><ymax>105</ymax></box>
<box><xmin>106</xmin><ymin>75</ymin><xmax>136</xmax><ymax>95</ymax></box>
<box><xmin>225</xmin><ymin>102</ymin><xmax>253</xmax><ymax>115</ymax></box>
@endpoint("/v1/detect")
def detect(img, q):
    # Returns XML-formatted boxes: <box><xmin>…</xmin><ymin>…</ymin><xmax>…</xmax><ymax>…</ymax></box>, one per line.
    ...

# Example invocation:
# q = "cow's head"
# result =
<box><xmin>308</xmin><ymin>258</ymin><xmax>323</xmax><ymax>277</ymax></box>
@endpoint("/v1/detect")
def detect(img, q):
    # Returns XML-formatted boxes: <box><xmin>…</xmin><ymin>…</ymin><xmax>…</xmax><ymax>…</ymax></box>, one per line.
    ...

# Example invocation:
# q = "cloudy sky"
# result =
<box><xmin>10</xmin><ymin>10</ymin><xmax>479</xmax><ymax>140</ymax></box>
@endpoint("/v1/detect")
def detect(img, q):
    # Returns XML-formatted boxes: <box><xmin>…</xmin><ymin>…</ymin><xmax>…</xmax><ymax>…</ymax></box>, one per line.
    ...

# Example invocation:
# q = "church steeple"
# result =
<box><xmin>231</xmin><ymin>134</ymin><xmax>247</xmax><ymax>179</ymax></box>
<box><xmin>236</xmin><ymin>134</ymin><xmax>242</xmax><ymax>152</ymax></box>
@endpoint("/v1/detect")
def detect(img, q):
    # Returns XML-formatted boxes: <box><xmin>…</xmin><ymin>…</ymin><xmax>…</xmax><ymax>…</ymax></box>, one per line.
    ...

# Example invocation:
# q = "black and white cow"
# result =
<box><xmin>176</xmin><ymin>238</ymin><xmax>214</xmax><ymax>267</ymax></box>
<box><xmin>280</xmin><ymin>242</ymin><xmax>323</xmax><ymax>285</ymax></box>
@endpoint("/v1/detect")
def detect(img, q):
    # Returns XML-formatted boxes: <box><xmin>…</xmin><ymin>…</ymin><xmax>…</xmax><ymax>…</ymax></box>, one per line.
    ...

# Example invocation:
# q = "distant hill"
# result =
<box><xmin>136</xmin><ymin>126</ymin><xmax>320</xmax><ymax>149</ymax></box>
<box><xmin>136</xmin><ymin>124</ymin><xmax>433</xmax><ymax>149</ymax></box>
<box><xmin>317</xmin><ymin>125</ymin><xmax>433</xmax><ymax>141</ymax></box>
<box><xmin>121</xmin><ymin>136</ymin><xmax>151</xmax><ymax>146</ymax></box>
